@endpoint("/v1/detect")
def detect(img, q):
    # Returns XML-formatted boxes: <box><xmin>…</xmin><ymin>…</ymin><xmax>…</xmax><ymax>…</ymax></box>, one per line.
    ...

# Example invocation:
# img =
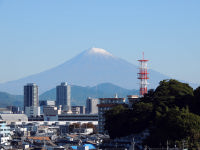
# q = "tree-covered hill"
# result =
<box><xmin>105</xmin><ymin>79</ymin><xmax>200</xmax><ymax>149</ymax></box>
<box><xmin>0</xmin><ymin>91</ymin><xmax>23</xmax><ymax>107</ymax></box>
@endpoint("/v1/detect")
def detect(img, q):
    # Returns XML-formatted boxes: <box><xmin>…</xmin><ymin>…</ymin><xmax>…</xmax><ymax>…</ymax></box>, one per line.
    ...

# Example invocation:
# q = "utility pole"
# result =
<box><xmin>182</xmin><ymin>140</ymin><xmax>185</xmax><ymax>150</ymax></box>
<box><xmin>132</xmin><ymin>138</ymin><xmax>135</xmax><ymax>150</ymax></box>
<box><xmin>129</xmin><ymin>138</ymin><xmax>135</xmax><ymax>150</ymax></box>
<box><xmin>167</xmin><ymin>140</ymin><xmax>169</xmax><ymax>150</ymax></box>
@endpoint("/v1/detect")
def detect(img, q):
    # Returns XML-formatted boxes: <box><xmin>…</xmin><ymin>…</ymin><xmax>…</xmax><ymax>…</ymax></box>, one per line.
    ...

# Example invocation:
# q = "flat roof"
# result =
<box><xmin>99</xmin><ymin>98</ymin><xmax>125</xmax><ymax>100</ymax></box>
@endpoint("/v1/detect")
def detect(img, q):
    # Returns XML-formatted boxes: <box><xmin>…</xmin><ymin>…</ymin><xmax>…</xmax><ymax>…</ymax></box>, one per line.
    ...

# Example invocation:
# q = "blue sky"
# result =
<box><xmin>0</xmin><ymin>0</ymin><xmax>200</xmax><ymax>85</ymax></box>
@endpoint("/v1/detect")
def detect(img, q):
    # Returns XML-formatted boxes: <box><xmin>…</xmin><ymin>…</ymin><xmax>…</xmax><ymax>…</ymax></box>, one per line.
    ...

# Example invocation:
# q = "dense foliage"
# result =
<box><xmin>104</xmin><ymin>79</ymin><xmax>200</xmax><ymax>149</ymax></box>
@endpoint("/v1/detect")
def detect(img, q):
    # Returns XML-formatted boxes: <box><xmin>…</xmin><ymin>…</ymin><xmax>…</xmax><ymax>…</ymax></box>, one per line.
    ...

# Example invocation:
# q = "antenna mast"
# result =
<box><xmin>138</xmin><ymin>52</ymin><xmax>149</xmax><ymax>96</ymax></box>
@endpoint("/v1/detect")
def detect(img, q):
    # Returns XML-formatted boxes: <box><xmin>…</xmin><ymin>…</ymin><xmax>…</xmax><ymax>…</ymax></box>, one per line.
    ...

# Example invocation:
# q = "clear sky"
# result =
<box><xmin>0</xmin><ymin>0</ymin><xmax>199</xmax><ymax>85</ymax></box>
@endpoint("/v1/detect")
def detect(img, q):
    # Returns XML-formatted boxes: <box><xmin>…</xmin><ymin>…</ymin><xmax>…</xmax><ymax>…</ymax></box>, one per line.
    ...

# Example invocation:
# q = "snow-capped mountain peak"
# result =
<box><xmin>0</xmin><ymin>47</ymin><xmax>169</xmax><ymax>94</ymax></box>
<box><xmin>87</xmin><ymin>47</ymin><xmax>113</xmax><ymax>57</ymax></box>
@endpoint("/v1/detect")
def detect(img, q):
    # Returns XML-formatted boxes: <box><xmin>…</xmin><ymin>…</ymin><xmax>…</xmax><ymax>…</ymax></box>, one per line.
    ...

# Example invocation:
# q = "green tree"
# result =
<box><xmin>192</xmin><ymin>86</ymin><xmax>200</xmax><ymax>115</ymax></box>
<box><xmin>153</xmin><ymin>79</ymin><xmax>193</xmax><ymax>108</ymax></box>
<box><xmin>104</xmin><ymin>79</ymin><xmax>200</xmax><ymax>149</ymax></box>
<box><xmin>144</xmin><ymin>108</ymin><xmax>200</xmax><ymax>149</ymax></box>
<box><xmin>104</xmin><ymin>104</ymin><xmax>129</xmax><ymax>138</ymax></box>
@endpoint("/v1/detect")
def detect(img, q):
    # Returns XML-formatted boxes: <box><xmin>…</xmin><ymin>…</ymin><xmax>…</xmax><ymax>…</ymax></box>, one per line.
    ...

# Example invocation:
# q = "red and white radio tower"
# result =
<box><xmin>138</xmin><ymin>52</ymin><xmax>149</xmax><ymax>96</ymax></box>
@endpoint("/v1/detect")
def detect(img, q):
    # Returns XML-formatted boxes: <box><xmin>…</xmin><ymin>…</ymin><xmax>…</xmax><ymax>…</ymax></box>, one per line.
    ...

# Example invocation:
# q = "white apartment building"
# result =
<box><xmin>0</xmin><ymin>120</ymin><xmax>11</xmax><ymax>145</ymax></box>
<box><xmin>25</xmin><ymin>106</ymin><xmax>40</xmax><ymax>117</ymax></box>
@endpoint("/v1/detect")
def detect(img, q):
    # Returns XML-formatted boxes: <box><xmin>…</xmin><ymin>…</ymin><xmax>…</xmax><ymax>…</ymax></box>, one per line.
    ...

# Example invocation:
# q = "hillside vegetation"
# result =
<box><xmin>105</xmin><ymin>79</ymin><xmax>200</xmax><ymax>149</ymax></box>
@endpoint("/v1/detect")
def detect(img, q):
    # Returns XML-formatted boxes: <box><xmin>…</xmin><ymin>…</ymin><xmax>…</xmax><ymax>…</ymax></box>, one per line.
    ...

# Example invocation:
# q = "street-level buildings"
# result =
<box><xmin>0</xmin><ymin>120</ymin><xmax>11</xmax><ymax>145</ymax></box>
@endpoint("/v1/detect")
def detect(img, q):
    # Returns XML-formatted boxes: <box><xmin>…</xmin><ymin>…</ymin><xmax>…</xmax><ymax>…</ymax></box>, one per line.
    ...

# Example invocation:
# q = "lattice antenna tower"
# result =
<box><xmin>138</xmin><ymin>52</ymin><xmax>149</xmax><ymax>96</ymax></box>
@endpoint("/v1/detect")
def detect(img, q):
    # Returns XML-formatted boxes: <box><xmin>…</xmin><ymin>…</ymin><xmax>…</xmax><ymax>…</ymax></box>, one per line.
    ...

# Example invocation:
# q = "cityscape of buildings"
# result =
<box><xmin>0</xmin><ymin>80</ymin><xmax>139</xmax><ymax>150</ymax></box>
<box><xmin>1</xmin><ymin>1</ymin><xmax>198</xmax><ymax>149</ymax></box>
<box><xmin>0</xmin><ymin>54</ymin><xmax>147</xmax><ymax>150</ymax></box>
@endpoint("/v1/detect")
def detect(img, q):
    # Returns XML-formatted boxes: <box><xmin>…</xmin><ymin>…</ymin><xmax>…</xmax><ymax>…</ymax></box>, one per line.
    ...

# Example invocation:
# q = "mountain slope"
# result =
<box><xmin>0</xmin><ymin>83</ymin><xmax>138</xmax><ymax>107</ymax></box>
<box><xmin>0</xmin><ymin>92</ymin><xmax>23</xmax><ymax>107</ymax></box>
<box><xmin>0</xmin><ymin>48</ymin><xmax>169</xmax><ymax>94</ymax></box>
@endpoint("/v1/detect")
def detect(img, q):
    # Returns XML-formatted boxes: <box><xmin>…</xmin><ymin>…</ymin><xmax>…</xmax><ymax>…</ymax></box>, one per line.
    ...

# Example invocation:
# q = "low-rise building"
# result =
<box><xmin>0</xmin><ymin>114</ymin><xmax>28</xmax><ymax>125</ymax></box>
<box><xmin>73</xmin><ymin>128</ymin><xmax>93</xmax><ymax>135</ymax></box>
<box><xmin>127</xmin><ymin>95</ymin><xmax>139</xmax><ymax>107</ymax></box>
<box><xmin>43</xmin><ymin>105</ymin><xmax>62</xmax><ymax>121</ymax></box>
<box><xmin>71</xmin><ymin>106</ymin><xmax>81</xmax><ymax>114</ymax></box>
<box><xmin>0</xmin><ymin>120</ymin><xmax>11</xmax><ymax>145</ymax></box>
<box><xmin>25</xmin><ymin>106</ymin><xmax>40</xmax><ymax>117</ymax></box>
<box><xmin>39</xmin><ymin>100</ymin><xmax>56</xmax><ymax>115</ymax></box>
<box><xmin>6</xmin><ymin>106</ymin><xmax>20</xmax><ymax>114</ymax></box>
<box><xmin>58</xmin><ymin>114</ymin><xmax>98</xmax><ymax>122</ymax></box>
<box><xmin>72</xmin><ymin>106</ymin><xmax>85</xmax><ymax>114</ymax></box>
<box><xmin>0</xmin><ymin>108</ymin><xmax>12</xmax><ymax>114</ymax></box>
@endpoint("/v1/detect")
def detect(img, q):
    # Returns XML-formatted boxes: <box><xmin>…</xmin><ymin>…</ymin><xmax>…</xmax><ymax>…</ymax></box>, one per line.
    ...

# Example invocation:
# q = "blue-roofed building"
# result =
<box><xmin>71</xmin><ymin>144</ymin><xmax>96</xmax><ymax>150</ymax></box>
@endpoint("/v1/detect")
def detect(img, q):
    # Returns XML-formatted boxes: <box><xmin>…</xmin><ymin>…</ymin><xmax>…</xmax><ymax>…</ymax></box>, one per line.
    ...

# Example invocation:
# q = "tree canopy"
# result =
<box><xmin>104</xmin><ymin>79</ymin><xmax>200</xmax><ymax>149</ymax></box>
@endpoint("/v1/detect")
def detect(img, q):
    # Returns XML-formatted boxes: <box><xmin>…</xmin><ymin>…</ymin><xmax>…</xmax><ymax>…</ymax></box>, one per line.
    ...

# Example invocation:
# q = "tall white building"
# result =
<box><xmin>56</xmin><ymin>82</ymin><xmax>72</xmax><ymax>114</ymax></box>
<box><xmin>86</xmin><ymin>97</ymin><xmax>98</xmax><ymax>114</ymax></box>
<box><xmin>24</xmin><ymin>83</ymin><xmax>40</xmax><ymax>117</ymax></box>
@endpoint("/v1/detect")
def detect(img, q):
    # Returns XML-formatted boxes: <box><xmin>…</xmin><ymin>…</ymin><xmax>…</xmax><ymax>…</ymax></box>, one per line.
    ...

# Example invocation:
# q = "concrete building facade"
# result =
<box><xmin>71</xmin><ymin>106</ymin><xmax>85</xmax><ymax>114</ymax></box>
<box><xmin>24</xmin><ymin>83</ymin><xmax>39</xmax><ymax>110</ymax></box>
<box><xmin>86</xmin><ymin>98</ymin><xmax>98</xmax><ymax>114</ymax></box>
<box><xmin>25</xmin><ymin>106</ymin><xmax>40</xmax><ymax>117</ymax></box>
<box><xmin>0</xmin><ymin>120</ymin><xmax>11</xmax><ymax>145</ymax></box>
<box><xmin>24</xmin><ymin>83</ymin><xmax>40</xmax><ymax>117</ymax></box>
<box><xmin>56</xmin><ymin>82</ymin><xmax>72</xmax><ymax>114</ymax></box>
<box><xmin>40</xmin><ymin>100</ymin><xmax>56</xmax><ymax>115</ymax></box>
<box><xmin>43</xmin><ymin>106</ymin><xmax>62</xmax><ymax>121</ymax></box>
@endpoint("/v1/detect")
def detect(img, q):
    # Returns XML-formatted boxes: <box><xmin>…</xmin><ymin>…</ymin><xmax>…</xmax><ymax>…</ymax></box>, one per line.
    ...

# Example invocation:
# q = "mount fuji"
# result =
<box><xmin>0</xmin><ymin>48</ymin><xmax>169</xmax><ymax>94</ymax></box>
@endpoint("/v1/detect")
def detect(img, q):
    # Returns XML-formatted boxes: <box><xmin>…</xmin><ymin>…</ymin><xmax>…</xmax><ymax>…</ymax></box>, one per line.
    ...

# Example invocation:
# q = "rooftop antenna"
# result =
<box><xmin>115</xmin><ymin>93</ymin><xmax>118</xmax><ymax>98</ymax></box>
<box><xmin>143</xmin><ymin>52</ymin><xmax>144</xmax><ymax>60</ymax></box>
